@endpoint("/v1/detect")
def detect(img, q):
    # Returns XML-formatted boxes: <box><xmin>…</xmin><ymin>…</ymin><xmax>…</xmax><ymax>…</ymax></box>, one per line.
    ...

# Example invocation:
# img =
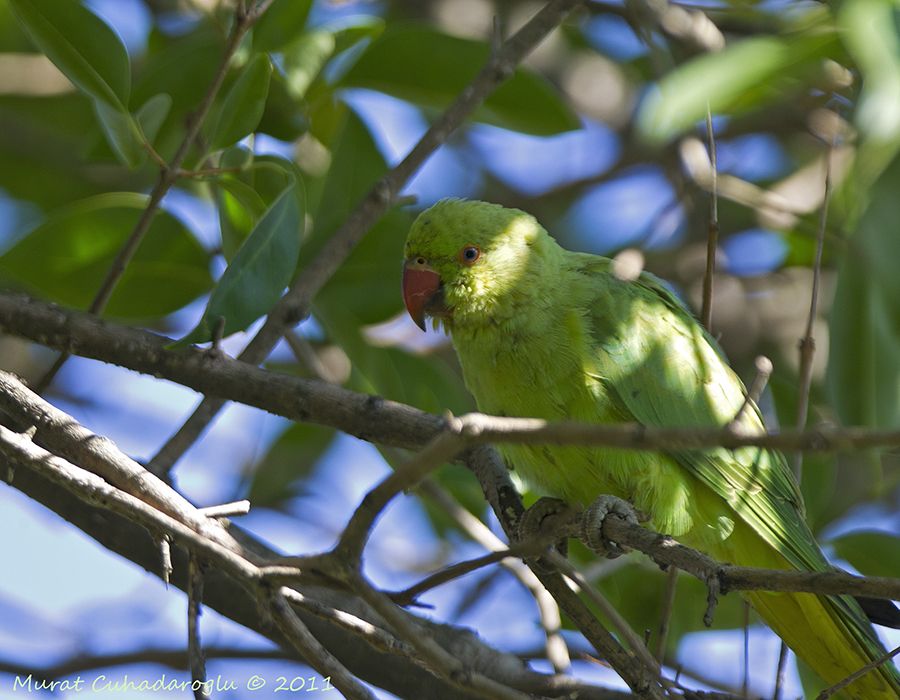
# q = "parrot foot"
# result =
<box><xmin>517</xmin><ymin>497</ymin><xmax>579</xmax><ymax>573</ymax></box>
<box><xmin>581</xmin><ymin>495</ymin><xmax>640</xmax><ymax>559</ymax></box>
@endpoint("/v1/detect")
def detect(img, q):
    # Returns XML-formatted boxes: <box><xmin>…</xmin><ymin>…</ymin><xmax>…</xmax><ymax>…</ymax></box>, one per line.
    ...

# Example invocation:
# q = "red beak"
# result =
<box><xmin>402</xmin><ymin>264</ymin><xmax>442</xmax><ymax>331</ymax></box>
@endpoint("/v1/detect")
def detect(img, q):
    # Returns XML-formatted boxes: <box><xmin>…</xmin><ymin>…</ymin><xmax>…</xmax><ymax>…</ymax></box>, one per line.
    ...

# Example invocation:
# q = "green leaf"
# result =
<box><xmin>282</xmin><ymin>29</ymin><xmax>335</xmax><ymax>100</ymax></box>
<box><xmin>826</xmin><ymin>155</ymin><xmax>900</xmax><ymax>429</ymax></box>
<box><xmin>338</xmin><ymin>24</ymin><xmax>579</xmax><ymax>136</ymax></box>
<box><xmin>0</xmin><ymin>193</ymin><xmax>212</xmax><ymax>319</ymax></box>
<box><xmin>132</xmin><ymin>27</ymin><xmax>225</xmax><ymax>159</ymax></box>
<box><xmin>830</xmin><ymin>531</ymin><xmax>900</xmax><ymax>579</ymax></box>
<box><xmin>216</xmin><ymin>154</ymin><xmax>301</xmax><ymax>260</ymax></box>
<box><xmin>307</xmin><ymin>108</ymin><xmax>386</xmax><ymax>247</ymax></box>
<box><xmin>136</xmin><ymin>93</ymin><xmax>173</xmax><ymax>148</ymax></box>
<box><xmin>247</xmin><ymin>422</ymin><xmax>335</xmax><ymax>508</ymax></box>
<box><xmin>207</xmin><ymin>54</ymin><xmax>273</xmax><ymax>152</ymax></box>
<box><xmin>839</xmin><ymin>0</ymin><xmax>900</xmax><ymax>146</ymax></box>
<box><xmin>638</xmin><ymin>33</ymin><xmax>836</xmax><ymax>144</ymax></box>
<box><xmin>9</xmin><ymin>0</ymin><xmax>130</xmax><ymax>109</ymax></box>
<box><xmin>252</xmin><ymin>0</ymin><xmax>313</xmax><ymax>52</ymax></box>
<box><xmin>94</xmin><ymin>99</ymin><xmax>144</xmax><ymax>168</ymax></box>
<box><xmin>177</xmin><ymin>180</ymin><xmax>304</xmax><ymax>345</ymax></box>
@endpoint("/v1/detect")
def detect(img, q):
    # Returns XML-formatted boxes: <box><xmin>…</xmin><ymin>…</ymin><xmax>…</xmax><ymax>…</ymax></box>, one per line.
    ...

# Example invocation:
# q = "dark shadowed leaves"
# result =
<box><xmin>248</xmin><ymin>422</ymin><xmax>335</xmax><ymax>507</ymax></box>
<box><xmin>831</xmin><ymin>530</ymin><xmax>900</xmax><ymax>579</ymax></box>
<box><xmin>827</xmin><ymin>155</ymin><xmax>900</xmax><ymax>431</ymax></box>
<box><xmin>338</xmin><ymin>25</ymin><xmax>579</xmax><ymax>136</ymax></box>
<box><xmin>252</xmin><ymin>0</ymin><xmax>313</xmax><ymax>52</ymax></box>
<box><xmin>207</xmin><ymin>54</ymin><xmax>273</xmax><ymax>152</ymax></box>
<box><xmin>0</xmin><ymin>193</ymin><xmax>211</xmax><ymax>319</ymax></box>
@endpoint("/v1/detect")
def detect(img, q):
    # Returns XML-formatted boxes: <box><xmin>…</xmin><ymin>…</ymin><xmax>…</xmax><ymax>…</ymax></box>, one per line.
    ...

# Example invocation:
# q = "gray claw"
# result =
<box><xmin>581</xmin><ymin>495</ymin><xmax>639</xmax><ymax>559</ymax></box>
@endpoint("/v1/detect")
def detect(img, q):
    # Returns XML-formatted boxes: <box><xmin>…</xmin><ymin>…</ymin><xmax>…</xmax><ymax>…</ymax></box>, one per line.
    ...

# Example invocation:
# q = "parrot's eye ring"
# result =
<box><xmin>460</xmin><ymin>246</ymin><xmax>480</xmax><ymax>264</ymax></box>
<box><xmin>415</xmin><ymin>256</ymin><xmax>427</xmax><ymax>265</ymax></box>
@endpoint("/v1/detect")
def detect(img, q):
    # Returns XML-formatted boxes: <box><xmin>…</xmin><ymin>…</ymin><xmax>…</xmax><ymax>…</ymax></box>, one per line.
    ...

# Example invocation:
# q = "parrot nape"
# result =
<box><xmin>401</xmin><ymin>199</ymin><xmax>900</xmax><ymax>698</ymax></box>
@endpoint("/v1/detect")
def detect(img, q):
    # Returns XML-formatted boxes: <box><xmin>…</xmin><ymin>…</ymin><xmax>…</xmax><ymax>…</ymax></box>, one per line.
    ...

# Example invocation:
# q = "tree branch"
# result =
<box><xmin>7</xmin><ymin>294</ymin><xmax>900</xmax><ymax>456</ymax></box>
<box><xmin>0</xmin><ymin>381</ymin><xmax>631</xmax><ymax>699</ymax></box>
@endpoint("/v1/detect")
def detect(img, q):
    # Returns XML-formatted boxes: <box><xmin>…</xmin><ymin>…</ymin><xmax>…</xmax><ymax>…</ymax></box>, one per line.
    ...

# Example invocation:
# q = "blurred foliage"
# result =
<box><xmin>1</xmin><ymin>0</ymin><xmax>899</xmax><ymax>691</ymax></box>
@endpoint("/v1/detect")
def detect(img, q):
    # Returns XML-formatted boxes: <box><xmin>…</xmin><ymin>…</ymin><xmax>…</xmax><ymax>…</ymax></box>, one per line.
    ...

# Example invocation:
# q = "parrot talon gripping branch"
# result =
<box><xmin>402</xmin><ymin>198</ymin><xmax>900</xmax><ymax>699</ymax></box>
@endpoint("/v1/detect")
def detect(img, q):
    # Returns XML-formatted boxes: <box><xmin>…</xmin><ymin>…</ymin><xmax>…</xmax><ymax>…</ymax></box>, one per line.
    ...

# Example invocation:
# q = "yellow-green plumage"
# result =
<box><xmin>404</xmin><ymin>199</ymin><xmax>900</xmax><ymax>698</ymax></box>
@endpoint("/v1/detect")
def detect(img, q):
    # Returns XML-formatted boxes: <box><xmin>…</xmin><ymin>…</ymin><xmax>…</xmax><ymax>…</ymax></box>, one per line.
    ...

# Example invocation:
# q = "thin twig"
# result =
<box><xmin>701</xmin><ymin>105</ymin><xmax>719</xmax><ymax>332</ymax></box>
<box><xmin>335</xmin><ymin>429</ymin><xmax>466</xmax><ymax>562</ymax></box>
<box><xmin>187</xmin><ymin>555</ymin><xmax>208</xmax><ymax>700</ymax></box>
<box><xmin>417</xmin><ymin>477</ymin><xmax>571</xmax><ymax>673</ymax></box>
<box><xmin>146</xmin><ymin>0</ymin><xmax>583</xmax><ymax>476</ymax></box>
<box><xmin>389</xmin><ymin>541</ymin><xmax>544</xmax><ymax>607</ymax></box>
<box><xmin>654</xmin><ymin>566</ymin><xmax>678</xmax><ymax>663</ymax></box>
<box><xmin>268</xmin><ymin>590</ymin><xmax>377</xmax><ymax>700</ymax></box>
<box><xmin>815</xmin><ymin>644</ymin><xmax>900</xmax><ymax>699</ymax></box>
<box><xmin>33</xmin><ymin>1</ymin><xmax>276</xmax><ymax>394</ymax></box>
<box><xmin>349</xmin><ymin>571</ymin><xmax>533</xmax><ymax>700</ymax></box>
<box><xmin>742</xmin><ymin>601</ymin><xmax>750</xmax><ymax>698</ymax></box>
<box><xmin>198</xmin><ymin>500</ymin><xmax>251</xmax><ymax>518</ymax></box>
<box><xmin>731</xmin><ymin>356</ymin><xmax>773</xmax><ymax>426</ymax></box>
<box><xmin>793</xmin><ymin>123</ymin><xmax>836</xmax><ymax>482</ymax></box>
<box><xmin>160</xmin><ymin>535</ymin><xmax>173</xmax><ymax>586</ymax></box>
<box><xmin>544</xmin><ymin>551</ymin><xmax>665</xmax><ymax>682</ymax></box>
<box><xmin>772</xmin><ymin>641</ymin><xmax>789</xmax><ymax>700</ymax></box>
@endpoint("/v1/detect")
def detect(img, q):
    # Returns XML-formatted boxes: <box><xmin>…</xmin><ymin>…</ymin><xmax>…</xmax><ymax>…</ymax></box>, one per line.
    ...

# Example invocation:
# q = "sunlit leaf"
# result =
<box><xmin>338</xmin><ymin>24</ymin><xmax>580</xmax><ymax>135</ymax></box>
<box><xmin>216</xmin><ymin>155</ymin><xmax>302</xmax><ymax>260</ymax></box>
<box><xmin>0</xmin><ymin>193</ymin><xmax>211</xmax><ymax>319</ymax></box>
<box><xmin>177</xmin><ymin>180</ymin><xmax>304</xmax><ymax>345</ymax></box>
<box><xmin>282</xmin><ymin>29</ymin><xmax>335</xmax><ymax>100</ymax></box>
<box><xmin>638</xmin><ymin>33</ymin><xmax>836</xmax><ymax>144</ymax></box>
<box><xmin>840</xmin><ymin>0</ymin><xmax>900</xmax><ymax>146</ymax></box>
<box><xmin>207</xmin><ymin>54</ymin><xmax>273</xmax><ymax>152</ymax></box>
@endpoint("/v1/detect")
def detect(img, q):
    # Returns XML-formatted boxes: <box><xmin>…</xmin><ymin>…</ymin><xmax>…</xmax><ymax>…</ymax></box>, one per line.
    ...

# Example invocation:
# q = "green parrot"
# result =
<box><xmin>402</xmin><ymin>199</ymin><xmax>900</xmax><ymax>698</ymax></box>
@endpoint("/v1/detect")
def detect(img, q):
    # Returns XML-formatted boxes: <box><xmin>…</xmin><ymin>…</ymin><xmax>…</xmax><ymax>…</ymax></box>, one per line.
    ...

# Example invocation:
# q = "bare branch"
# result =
<box><xmin>794</xmin><ymin>116</ymin><xmax>837</xmax><ymax>481</ymax></box>
<box><xmin>701</xmin><ymin>106</ymin><xmax>719</xmax><ymax>332</ymax></box>
<box><xmin>416</xmin><ymin>478</ymin><xmax>571</xmax><ymax>673</ymax></box>
<box><xmin>730</xmin><ymin>356</ymin><xmax>773</xmax><ymax>427</ymax></box>
<box><xmin>187</xmin><ymin>555</ymin><xmax>208</xmax><ymax>700</ymax></box>
<box><xmin>349</xmin><ymin>571</ymin><xmax>534</xmax><ymax>700</ymax></box>
<box><xmin>335</xmin><ymin>429</ymin><xmax>466</xmax><ymax>562</ymax></box>
<box><xmin>197</xmin><ymin>500</ymin><xmax>251</xmax><ymax>519</ymax></box>
<box><xmin>654</xmin><ymin>566</ymin><xmax>678</xmax><ymax>663</ymax></box>
<box><xmin>268</xmin><ymin>591</ymin><xmax>377</xmax><ymax>700</ymax></box>
<box><xmin>11</xmin><ymin>298</ymin><xmax>900</xmax><ymax>458</ymax></box>
<box><xmin>816</xmin><ymin>644</ymin><xmax>900</xmax><ymax>699</ymax></box>
<box><xmin>599</xmin><ymin>515</ymin><xmax>900</xmax><ymax>602</ymax></box>
<box><xmin>0</xmin><ymin>371</ymin><xmax>244</xmax><ymax>553</ymax></box>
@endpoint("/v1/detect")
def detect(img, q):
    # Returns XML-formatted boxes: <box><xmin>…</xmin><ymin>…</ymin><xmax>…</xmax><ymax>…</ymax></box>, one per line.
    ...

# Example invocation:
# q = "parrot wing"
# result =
<box><xmin>577</xmin><ymin>257</ymin><xmax>892</xmax><ymax>665</ymax></box>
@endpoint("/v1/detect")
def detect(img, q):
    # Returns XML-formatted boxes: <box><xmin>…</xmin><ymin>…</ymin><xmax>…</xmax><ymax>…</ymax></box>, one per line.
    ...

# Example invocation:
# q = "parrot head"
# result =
<box><xmin>402</xmin><ymin>199</ymin><xmax>551</xmax><ymax>331</ymax></box>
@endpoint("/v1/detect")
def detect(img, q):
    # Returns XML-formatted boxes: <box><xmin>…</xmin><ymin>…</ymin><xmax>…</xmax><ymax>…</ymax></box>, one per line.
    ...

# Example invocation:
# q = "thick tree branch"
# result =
<box><xmin>0</xmin><ymin>382</ymin><xmax>630</xmax><ymax>699</ymax></box>
<box><xmin>6</xmin><ymin>294</ymin><xmax>900</xmax><ymax>456</ymax></box>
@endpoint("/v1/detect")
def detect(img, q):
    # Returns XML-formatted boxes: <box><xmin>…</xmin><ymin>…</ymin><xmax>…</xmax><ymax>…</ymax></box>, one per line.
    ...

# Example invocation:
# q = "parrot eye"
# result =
<box><xmin>460</xmin><ymin>246</ymin><xmax>480</xmax><ymax>264</ymax></box>
<box><xmin>415</xmin><ymin>256</ymin><xmax>427</xmax><ymax>266</ymax></box>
